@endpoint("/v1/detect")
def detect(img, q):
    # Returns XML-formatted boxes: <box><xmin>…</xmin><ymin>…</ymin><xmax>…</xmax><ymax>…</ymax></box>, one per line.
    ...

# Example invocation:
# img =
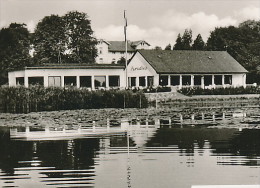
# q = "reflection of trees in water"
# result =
<box><xmin>0</xmin><ymin>128</ymin><xmax>100</xmax><ymax>176</ymax></box>
<box><xmin>212</xmin><ymin>129</ymin><xmax>260</xmax><ymax>156</ymax></box>
<box><xmin>146</xmin><ymin>128</ymin><xmax>260</xmax><ymax>158</ymax></box>
<box><xmin>0</xmin><ymin>128</ymin><xmax>34</xmax><ymax>175</ymax></box>
<box><xmin>37</xmin><ymin>138</ymin><xmax>100</xmax><ymax>171</ymax></box>
<box><xmin>110</xmin><ymin>136</ymin><xmax>135</xmax><ymax>147</ymax></box>
<box><xmin>146</xmin><ymin>128</ymin><xmax>235</xmax><ymax>150</ymax></box>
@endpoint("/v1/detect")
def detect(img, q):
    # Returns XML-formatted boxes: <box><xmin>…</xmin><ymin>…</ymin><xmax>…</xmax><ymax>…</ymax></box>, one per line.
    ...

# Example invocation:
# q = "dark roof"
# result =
<box><xmin>137</xmin><ymin>50</ymin><xmax>247</xmax><ymax>74</ymax></box>
<box><xmin>24</xmin><ymin>64</ymin><xmax>125</xmax><ymax>70</ymax></box>
<box><xmin>108</xmin><ymin>41</ymin><xmax>135</xmax><ymax>52</ymax></box>
<box><xmin>131</xmin><ymin>40</ymin><xmax>151</xmax><ymax>47</ymax></box>
<box><xmin>107</xmin><ymin>40</ymin><xmax>150</xmax><ymax>52</ymax></box>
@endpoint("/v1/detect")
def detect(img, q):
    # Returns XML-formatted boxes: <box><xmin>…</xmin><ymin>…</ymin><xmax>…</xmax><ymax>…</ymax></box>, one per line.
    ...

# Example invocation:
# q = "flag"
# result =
<box><xmin>124</xmin><ymin>10</ymin><xmax>127</xmax><ymax>42</ymax></box>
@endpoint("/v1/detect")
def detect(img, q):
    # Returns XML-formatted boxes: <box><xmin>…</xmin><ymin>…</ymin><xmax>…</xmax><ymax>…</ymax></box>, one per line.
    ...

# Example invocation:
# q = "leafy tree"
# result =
<box><xmin>117</xmin><ymin>57</ymin><xmax>126</xmax><ymax>65</ymax></box>
<box><xmin>154</xmin><ymin>46</ymin><xmax>162</xmax><ymax>50</ymax></box>
<box><xmin>33</xmin><ymin>11</ymin><xmax>98</xmax><ymax>64</ymax></box>
<box><xmin>165</xmin><ymin>44</ymin><xmax>172</xmax><ymax>50</ymax></box>
<box><xmin>173</xmin><ymin>33</ymin><xmax>183</xmax><ymax>50</ymax></box>
<box><xmin>207</xmin><ymin>20</ymin><xmax>260</xmax><ymax>83</ymax></box>
<box><xmin>0</xmin><ymin>23</ymin><xmax>32</xmax><ymax>85</ymax></box>
<box><xmin>181</xmin><ymin>29</ymin><xmax>193</xmax><ymax>50</ymax></box>
<box><xmin>192</xmin><ymin>34</ymin><xmax>205</xmax><ymax>50</ymax></box>
<box><xmin>33</xmin><ymin>15</ymin><xmax>66</xmax><ymax>64</ymax></box>
<box><xmin>63</xmin><ymin>11</ymin><xmax>98</xmax><ymax>63</ymax></box>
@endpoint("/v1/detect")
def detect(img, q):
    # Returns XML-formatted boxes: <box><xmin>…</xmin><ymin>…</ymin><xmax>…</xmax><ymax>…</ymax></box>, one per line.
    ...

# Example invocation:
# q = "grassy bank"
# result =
<box><xmin>0</xmin><ymin>86</ymin><xmax>148</xmax><ymax>113</ymax></box>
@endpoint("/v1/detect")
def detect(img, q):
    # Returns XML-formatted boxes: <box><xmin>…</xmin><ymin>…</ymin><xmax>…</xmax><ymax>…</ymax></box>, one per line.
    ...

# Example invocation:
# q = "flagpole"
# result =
<box><xmin>124</xmin><ymin>10</ymin><xmax>128</xmax><ymax>88</ymax></box>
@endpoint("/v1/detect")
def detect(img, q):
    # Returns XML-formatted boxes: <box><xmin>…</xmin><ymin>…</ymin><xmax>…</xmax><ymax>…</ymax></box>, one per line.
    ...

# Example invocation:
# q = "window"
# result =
<box><xmin>159</xmin><ymin>76</ymin><xmax>168</xmax><ymax>86</ymax></box>
<box><xmin>99</xmin><ymin>47</ymin><xmax>103</xmax><ymax>54</ymax></box>
<box><xmin>48</xmin><ymin>76</ymin><xmax>61</xmax><ymax>87</ymax></box>
<box><xmin>99</xmin><ymin>58</ymin><xmax>103</xmax><ymax>63</ymax></box>
<box><xmin>80</xmin><ymin>76</ymin><xmax>92</xmax><ymax>87</ymax></box>
<box><xmin>147</xmin><ymin>76</ymin><xmax>154</xmax><ymax>87</ymax></box>
<box><xmin>28</xmin><ymin>77</ymin><xmax>44</xmax><ymax>86</ymax></box>
<box><xmin>204</xmin><ymin>75</ymin><xmax>212</xmax><ymax>86</ymax></box>
<box><xmin>129</xmin><ymin>77</ymin><xmax>136</xmax><ymax>87</ymax></box>
<box><xmin>194</xmin><ymin>76</ymin><xmax>202</xmax><ymax>86</ymax></box>
<box><xmin>16</xmin><ymin>77</ymin><xmax>24</xmax><ymax>86</ymax></box>
<box><xmin>224</xmin><ymin>75</ymin><xmax>232</xmax><ymax>85</ymax></box>
<box><xmin>94</xmin><ymin>76</ymin><xmax>106</xmax><ymax>88</ymax></box>
<box><xmin>171</xmin><ymin>76</ymin><xmax>180</xmax><ymax>86</ymax></box>
<box><xmin>139</xmin><ymin>77</ymin><xmax>146</xmax><ymax>87</ymax></box>
<box><xmin>109</xmin><ymin>76</ymin><xmax>120</xmax><ymax>87</ymax></box>
<box><xmin>182</xmin><ymin>75</ymin><xmax>191</xmax><ymax>86</ymax></box>
<box><xmin>64</xmin><ymin>76</ymin><xmax>76</xmax><ymax>86</ymax></box>
<box><xmin>214</xmin><ymin>75</ymin><xmax>222</xmax><ymax>85</ymax></box>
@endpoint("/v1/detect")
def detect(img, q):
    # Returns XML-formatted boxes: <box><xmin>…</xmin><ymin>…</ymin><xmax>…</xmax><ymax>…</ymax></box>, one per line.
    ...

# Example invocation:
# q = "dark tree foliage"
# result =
<box><xmin>0</xmin><ymin>23</ymin><xmax>32</xmax><ymax>85</ymax></box>
<box><xmin>164</xmin><ymin>44</ymin><xmax>172</xmax><ymax>50</ymax></box>
<box><xmin>117</xmin><ymin>57</ymin><xmax>126</xmax><ymax>65</ymax></box>
<box><xmin>173</xmin><ymin>33</ymin><xmax>183</xmax><ymax>50</ymax></box>
<box><xmin>33</xmin><ymin>15</ymin><xmax>66</xmax><ymax>64</ymax></box>
<box><xmin>63</xmin><ymin>11</ymin><xmax>98</xmax><ymax>64</ymax></box>
<box><xmin>207</xmin><ymin>20</ymin><xmax>260</xmax><ymax>84</ymax></box>
<box><xmin>181</xmin><ymin>29</ymin><xmax>193</xmax><ymax>50</ymax></box>
<box><xmin>33</xmin><ymin>11</ymin><xmax>98</xmax><ymax>64</ymax></box>
<box><xmin>192</xmin><ymin>34</ymin><xmax>205</xmax><ymax>50</ymax></box>
<box><xmin>154</xmin><ymin>46</ymin><xmax>162</xmax><ymax>50</ymax></box>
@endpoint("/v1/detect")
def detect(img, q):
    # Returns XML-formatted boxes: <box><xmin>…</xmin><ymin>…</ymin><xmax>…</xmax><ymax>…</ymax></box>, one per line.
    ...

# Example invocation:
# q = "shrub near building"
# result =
<box><xmin>0</xmin><ymin>86</ymin><xmax>148</xmax><ymax>113</ymax></box>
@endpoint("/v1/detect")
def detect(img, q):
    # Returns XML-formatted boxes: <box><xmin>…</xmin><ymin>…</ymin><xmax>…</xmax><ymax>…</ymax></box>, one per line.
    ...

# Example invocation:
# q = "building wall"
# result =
<box><xmin>127</xmin><ymin>52</ymin><xmax>158</xmax><ymax>87</ymax></box>
<box><xmin>9</xmin><ymin>68</ymin><xmax>126</xmax><ymax>89</ymax></box>
<box><xmin>232</xmin><ymin>73</ymin><xmax>246</xmax><ymax>87</ymax></box>
<box><xmin>127</xmin><ymin>52</ymin><xmax>247</xmax><ymax>89</ymax></box>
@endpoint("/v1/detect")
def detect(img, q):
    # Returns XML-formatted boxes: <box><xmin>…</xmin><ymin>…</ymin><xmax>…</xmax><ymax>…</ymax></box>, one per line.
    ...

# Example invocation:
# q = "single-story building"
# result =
<box><xmin>8</xmin><ymin>64</ymin><xmax>126</xmax><ymax>89</ymax></box>
<box><xmin>8</xmin><ymin>50</ymin><xmax>248</xmax><ymax>90</ymax></box>
<box><xmin>126</xmin><ymin>50</ymin><xmax>247</xmax><ymax>89</ymax></box>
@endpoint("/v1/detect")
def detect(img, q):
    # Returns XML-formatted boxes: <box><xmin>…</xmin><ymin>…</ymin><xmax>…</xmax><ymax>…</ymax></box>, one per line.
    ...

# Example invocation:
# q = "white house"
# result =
<box><xmin>95</xmin><ymin>40</ymin><xmax>150</xmax><ymax>64</ymax></box>
<box><xmin>8</xmin><ymin>64</ymin><xmax>126</xmax><ymax>89</ymax></box>
<box><xmin>126</xmin><ymin>50</ymin><xmax>247</xmax><ymax>89</ymax></box>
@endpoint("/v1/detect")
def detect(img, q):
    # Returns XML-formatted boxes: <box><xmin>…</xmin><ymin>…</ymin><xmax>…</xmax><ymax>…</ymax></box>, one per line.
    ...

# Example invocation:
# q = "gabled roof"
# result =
<box><xmin>107</xmin><ymin>41</ymin><xmax>135</xmax><ymax>52</ymax></box>
<box><xmin>131</xmin><ymin>40</ymin><xmax>151</xmax><ymax>47</ymax></box>
<box><xmin>105</xmin><ymin>40</ymin><xmax>150</xmax><ymax>52</ymax></box>
<box><xmin>136</xmin><ymin>50</ymin><xmax>247</xmax><ymax>74</ymax></box>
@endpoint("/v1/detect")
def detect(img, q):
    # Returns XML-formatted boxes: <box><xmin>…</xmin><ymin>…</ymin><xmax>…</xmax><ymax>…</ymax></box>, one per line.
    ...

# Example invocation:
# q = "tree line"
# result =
<box><xmin>0</xmin><ymin>11</ymin><xmax>97</xmax><ymax>85</ymax></box>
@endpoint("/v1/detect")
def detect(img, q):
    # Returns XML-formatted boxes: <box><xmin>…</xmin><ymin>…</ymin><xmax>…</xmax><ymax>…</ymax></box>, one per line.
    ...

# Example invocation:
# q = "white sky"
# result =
<box><xmin>0</xmin><ymin>0</ymin><xmax>259</xmax><ymax>48</ymax></box>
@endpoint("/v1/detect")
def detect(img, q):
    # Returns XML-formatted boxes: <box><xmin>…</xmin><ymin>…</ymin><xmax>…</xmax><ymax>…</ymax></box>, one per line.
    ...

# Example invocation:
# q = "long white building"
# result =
<box><xmin>8</xmin><ymin>50</ymin><xmax>247</xmax><ymax>89</ymax></box>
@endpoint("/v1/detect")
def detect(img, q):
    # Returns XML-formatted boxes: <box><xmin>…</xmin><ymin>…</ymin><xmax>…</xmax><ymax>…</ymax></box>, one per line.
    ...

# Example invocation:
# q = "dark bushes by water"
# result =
<box><xmin>0</xmin><ymin>86</ymin><xmax>148</xmax><ymax>113</ymax></box>
<box><xmin>179</xmin><ymin>86</ymin><xmax>260</xmax><ymax>96</ymax></box>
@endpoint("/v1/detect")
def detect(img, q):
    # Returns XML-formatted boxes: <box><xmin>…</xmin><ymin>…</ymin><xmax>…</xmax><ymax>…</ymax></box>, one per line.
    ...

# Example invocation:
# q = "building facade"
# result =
<box><xmin>95</xmin><ymin>40</ymin><xmax>150</xmax><ymax>64</ymax></box>
<box><xmin>8</xmin><ymin>64</ymin><xmax>126</xmax><ymax>89</ymax></box>
<box><xmin>126</xmin><ymin>50</ymin><xmax>247</xmax><ymax>89</ymax></box>
<box><xmin>8</xmin><ymin>50</ymin><xmax>247</xmax><ymax>90</ymax></box>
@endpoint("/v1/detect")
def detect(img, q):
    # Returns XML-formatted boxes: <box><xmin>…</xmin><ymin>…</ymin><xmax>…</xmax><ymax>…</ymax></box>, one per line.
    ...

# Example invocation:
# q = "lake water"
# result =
<box><xmin>0</xmin><ymin>107</ymin><xmax>260</xmax><ymax>188</ymax></box>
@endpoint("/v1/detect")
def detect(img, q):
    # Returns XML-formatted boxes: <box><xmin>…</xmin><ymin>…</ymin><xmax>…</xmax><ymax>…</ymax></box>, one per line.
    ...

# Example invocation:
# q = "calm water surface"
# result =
<box><xmin>0</xmin><ymin>107</ymin><xmax>260</xmax><ymax>188</ymax></box>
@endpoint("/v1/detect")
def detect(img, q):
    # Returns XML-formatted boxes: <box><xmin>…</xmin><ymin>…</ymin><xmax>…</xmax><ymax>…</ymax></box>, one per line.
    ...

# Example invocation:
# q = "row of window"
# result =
<box><xmin>129</xmin><ymin>76</ymin><xmax>154</xmax><ymax>87</ymax></box>
<box><xmin>16</xmin><ymin>76</ymin><xmax>120</xmax><ymax>88</ymax></box>
<box><xmin>159</xmin><ymin>75</ymin><xmax>232</xmax><ymax>86</ymax></box>
<box><xmin>127</xmin><ymin>75</ymin><xmax>232</xmax><ymax>87</ymax></box>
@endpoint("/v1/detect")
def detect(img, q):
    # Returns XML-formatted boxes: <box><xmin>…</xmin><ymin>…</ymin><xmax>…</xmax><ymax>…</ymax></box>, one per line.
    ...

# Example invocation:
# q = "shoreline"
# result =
<box><xmin>0</xmin><ymin>95</ymin><xmax>259</xmax><ymax>128</ymax></box>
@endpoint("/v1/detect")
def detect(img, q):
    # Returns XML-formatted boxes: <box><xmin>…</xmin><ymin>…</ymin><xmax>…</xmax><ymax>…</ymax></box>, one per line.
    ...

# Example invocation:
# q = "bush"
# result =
<box><xmin>179</xmin><ymin>86</ymin><xmax>260</xmax><ymax>96</ymax></box>
<box><xmin>0</xmin><ymin>86</ymin><xmax>148</xmax><ymax>113</ymax></box>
